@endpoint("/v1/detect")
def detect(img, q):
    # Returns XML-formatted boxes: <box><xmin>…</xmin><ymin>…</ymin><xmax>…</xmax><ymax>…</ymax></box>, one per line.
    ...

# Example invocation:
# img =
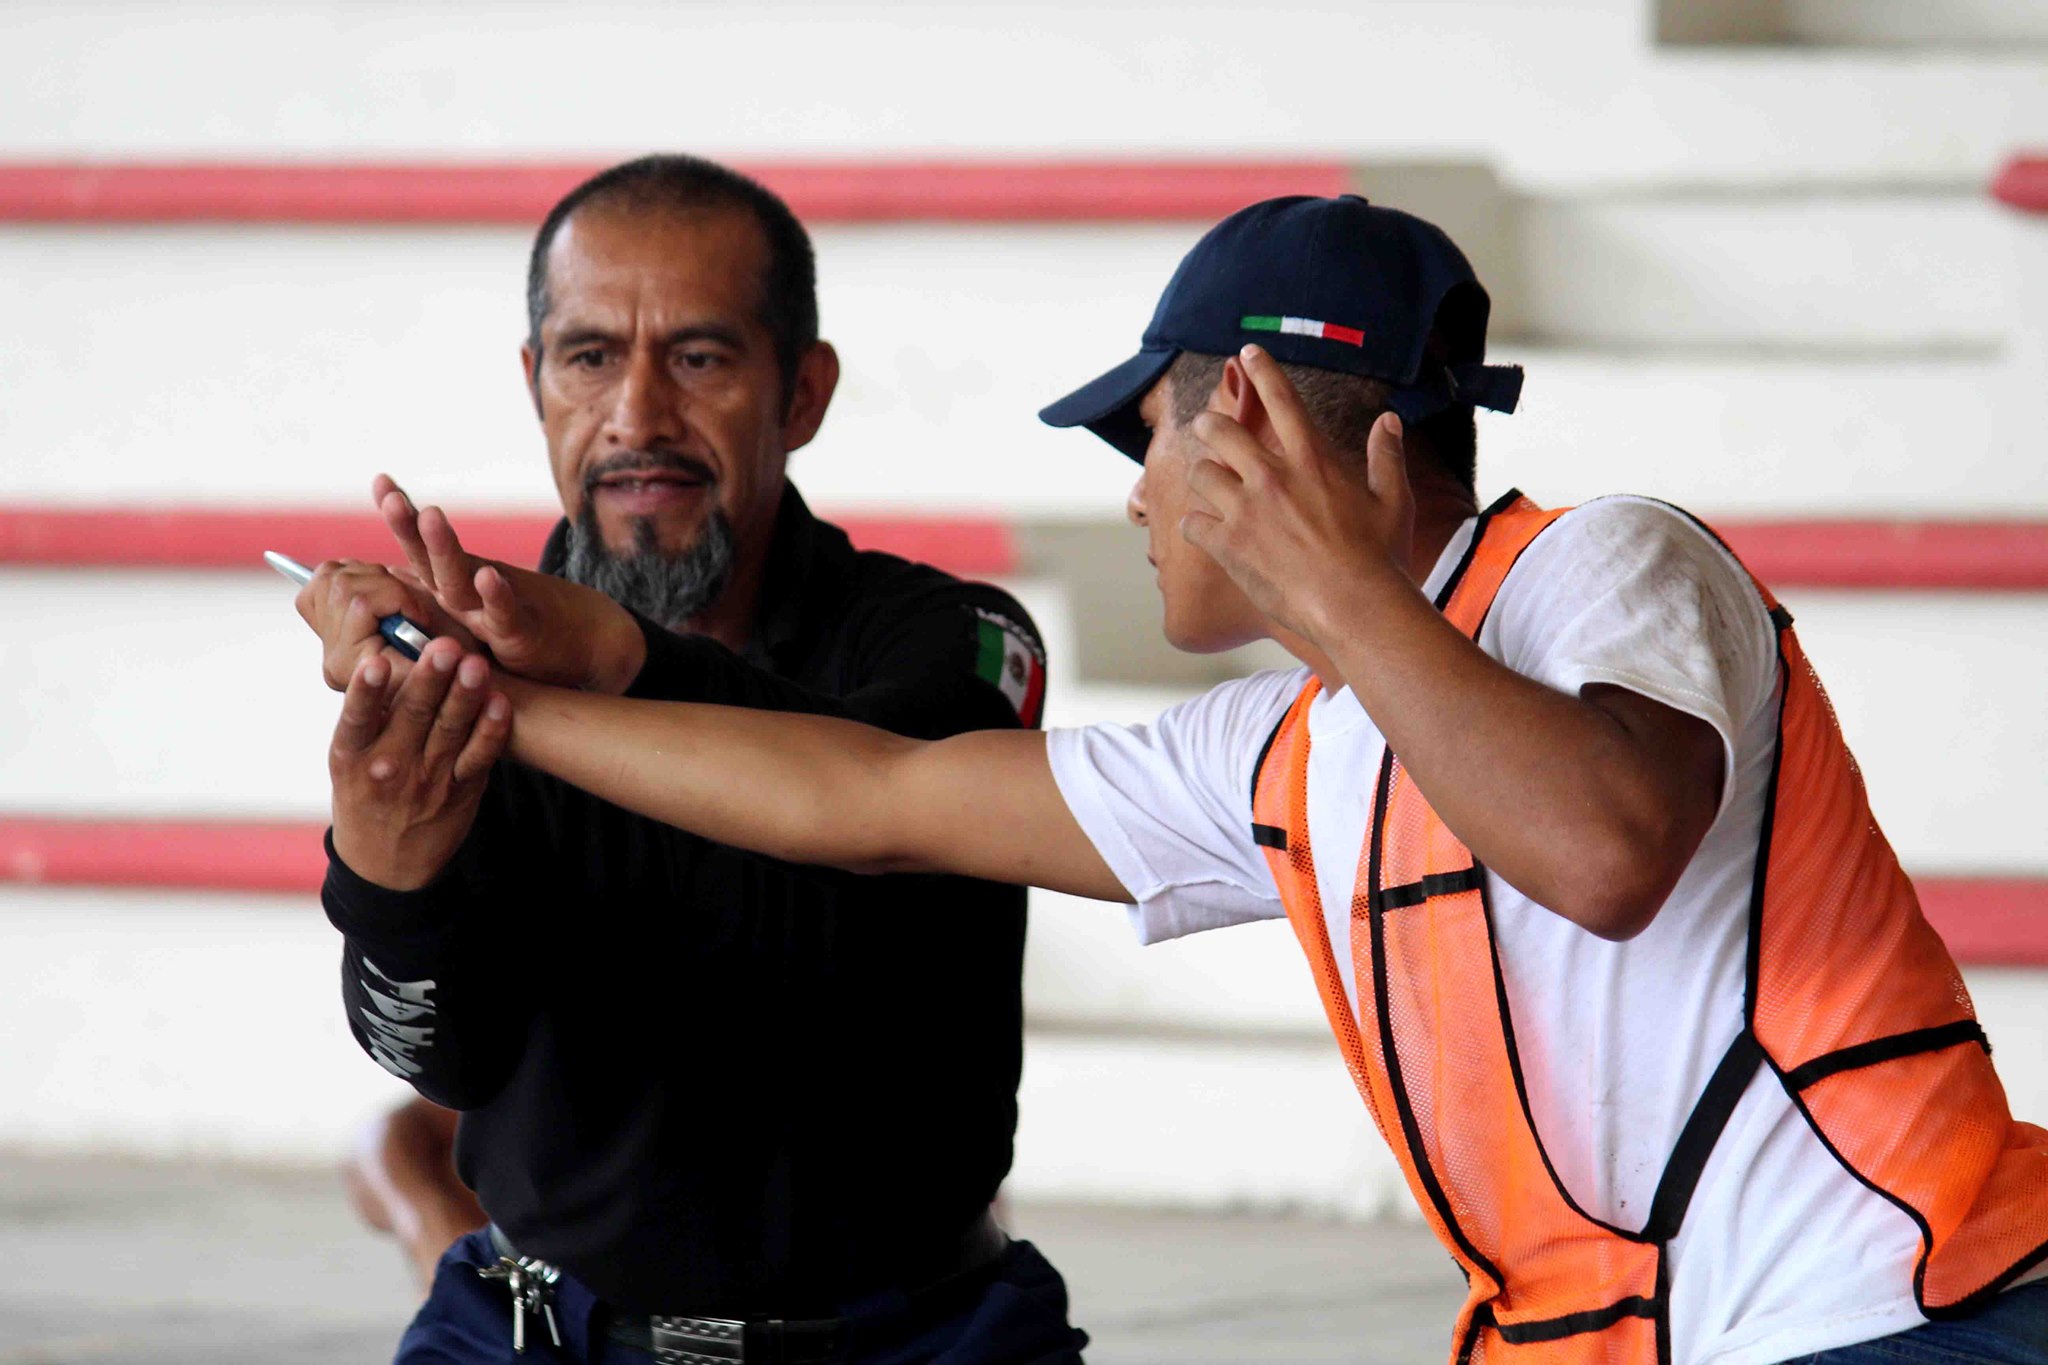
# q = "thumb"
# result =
<box><xmin>1366</xmin><ymin>411</ymin><xmax>1407</xmax><ymax>502</ymax></box>
<box><xmin>474</xmin><ymin>564</ymin><xmax>526</xmax><ymax>642</ymax></box>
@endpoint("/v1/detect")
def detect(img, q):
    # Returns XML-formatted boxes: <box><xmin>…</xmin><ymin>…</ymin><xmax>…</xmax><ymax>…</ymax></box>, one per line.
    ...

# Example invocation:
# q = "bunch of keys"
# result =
<box><xmin>478</xmin><ymin>1254</ymin><xmax>564</xmax><ymax>1353</ymax></box>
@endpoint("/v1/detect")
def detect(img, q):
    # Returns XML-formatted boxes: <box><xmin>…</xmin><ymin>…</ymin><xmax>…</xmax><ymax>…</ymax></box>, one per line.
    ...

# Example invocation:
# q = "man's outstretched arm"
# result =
<box><xmin>464</xmin><ymin>672</ymin><xmax>1133</xmax><ymax>903</ymax></box>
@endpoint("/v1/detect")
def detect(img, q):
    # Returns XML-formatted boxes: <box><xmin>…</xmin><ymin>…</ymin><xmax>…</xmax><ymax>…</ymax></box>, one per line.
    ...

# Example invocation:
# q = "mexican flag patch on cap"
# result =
<box><xmin>974</xmin><ymin>608</ymin><xmax>1046</xmax><ymax>726</ymax></box>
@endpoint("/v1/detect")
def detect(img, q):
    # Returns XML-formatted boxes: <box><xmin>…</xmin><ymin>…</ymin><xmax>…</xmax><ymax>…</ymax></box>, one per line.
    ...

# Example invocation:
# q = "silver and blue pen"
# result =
<box><xmin>264</xmin><ymin>550</ymin><xmax>433</xmax><ymax>660</ymax></box>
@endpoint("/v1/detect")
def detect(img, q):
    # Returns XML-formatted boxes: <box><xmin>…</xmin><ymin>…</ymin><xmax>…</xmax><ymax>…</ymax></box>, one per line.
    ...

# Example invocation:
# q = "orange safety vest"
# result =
<box><xmin>1249</xmin><ymin>491</ymin><xmax>2048</xmax><ymax>1365</ymax></box>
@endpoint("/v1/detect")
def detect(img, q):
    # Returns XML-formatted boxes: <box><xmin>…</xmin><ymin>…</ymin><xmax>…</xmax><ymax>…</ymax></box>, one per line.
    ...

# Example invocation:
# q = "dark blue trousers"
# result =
<box><xmin>394</xmin><ymin>1228</ymin><xmax>1089</xmax><ymax>1365</ymax></box>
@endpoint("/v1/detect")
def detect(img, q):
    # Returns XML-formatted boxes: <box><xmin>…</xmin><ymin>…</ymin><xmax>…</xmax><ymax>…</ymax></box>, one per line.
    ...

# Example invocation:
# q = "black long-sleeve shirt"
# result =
<box><xmin>322</xmin><ymin>484</ymin><xmax>1043</xmax><ymax>1315</ymax></box>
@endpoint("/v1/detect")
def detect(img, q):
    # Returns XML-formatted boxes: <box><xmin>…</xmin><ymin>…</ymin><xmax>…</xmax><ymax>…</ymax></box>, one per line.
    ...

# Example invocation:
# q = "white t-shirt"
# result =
<box><xmin>1048</xmin><ymin>497</ymin><xmax>1953</xmax><ymax>1365</ymax></box>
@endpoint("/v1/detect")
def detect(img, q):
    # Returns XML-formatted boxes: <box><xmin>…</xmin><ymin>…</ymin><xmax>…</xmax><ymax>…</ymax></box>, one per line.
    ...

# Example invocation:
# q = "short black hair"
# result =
<box><xmin>525</xmin><ymin>154</ymin><xmax>818</xmax><ymax>406</ymax></box>
<box><xmin>1165</xmin><ymin>350</ymin><xmax>1477</xmax><ymax>493</ymax></box>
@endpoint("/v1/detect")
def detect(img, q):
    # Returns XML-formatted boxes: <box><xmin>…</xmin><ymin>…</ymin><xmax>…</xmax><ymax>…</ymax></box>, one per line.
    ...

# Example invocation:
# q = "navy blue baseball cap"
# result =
<box><xmin>1038</xmin><ymin>194</ymin><xmax>1523</xmax><ymax>461</ymax></box>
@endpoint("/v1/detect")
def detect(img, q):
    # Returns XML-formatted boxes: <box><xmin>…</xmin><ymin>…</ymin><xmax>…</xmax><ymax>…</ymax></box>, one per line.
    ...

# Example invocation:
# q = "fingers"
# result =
<box><xmin>1184</xmin><ymin>450</ymin><xmax>1246</xmax><ymax>515</ymax></box>
<box><xmin>332</xmin><ymin>640</ymin><xmax>502</xmax><ymax>793</ymax></box>
<box><xmin>375</xmin><ymin>475</ymin><xmax>436</xmax><ymax>590</ymax></box>
<box><xmin>381</xmin><ymin>637</ymin><xmax>466</xmax><ymax>757</ymax></box>
<box><xmin>332</xmin><ymin>653</ymin><xmax>393</xmax><ymax>758</ymax></box>
<box><xmin>324</xmin><ymin>561</ymin><xmax>436</xmax><ymax>627</ymax></box>
<box><xmin>473</xmin><ymin>564</ymin><xmax>525</xmax><ymax>640</ymax></box>
<box><xmin>311</xmin><ymin>563</ymin><xmax>426</xmax><ymax>690</ymax></box>
<box><xmin>1177</xmin><ymin>507</ymin><xmax>1224</xmax><ymax>559</ymax></box>
<box><xmin>452</xmin><ymin>690</ymin><xmax>513</xmax><ymax>785</ymax></box>
<box><xmin>1236</xmin><ymin>344</ymin><xmax>1321</xmax><ymax>461</ymax></box>
<box><xmin>418</xmin><ymin>506</ymin><xmax>481</xmax><ymax>612</ymax></box>
<box><xmin>338</xmin><ymin>596</ymin><xmax>394</xmax><ymax>686</ymax></box>
<box><xmin>421</xmin><ymin>651</ymin><xmax>492</xmax><ymax>774</ymax></box>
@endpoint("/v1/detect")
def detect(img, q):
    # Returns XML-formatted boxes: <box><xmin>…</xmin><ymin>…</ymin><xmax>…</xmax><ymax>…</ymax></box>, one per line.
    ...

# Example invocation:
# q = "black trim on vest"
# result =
<box><xmin>1479</xmin><ymin>875</ymin><xmax>1644</xmax><ymax>1242</ymax></box>
<box><xmin>1474</xmin><ymin>1294</ymin><xmax>1661</xmax><ymax>1345</ymax></box>
<box><xmin>1249</xmin><ymin>712</ymin><xmax>1289</xmax><ymax>811</ymax></box>
<box><xmin>1481</xmin><ymin>487</ymin><xmax>1526</xmax><ymax>519</ymax></box>
<box><xmin>1371</xmin><ymin>867</ymin><xmax>1483</xmax><ymax>912</ymax></box>
<box><xmin>1250</xmin><ymin>823</ymin><xmax>1289</xmax><ymax>851</ymax></box>
<box><xmin>1654</xmin><ymin>1248</ymin><xmax>1674</xmax><ymax>1365</ymax></box>
<box><xmin>1465</xmin><ymin>492</ymin><xmax>1570</xmax><ymax>643</ymax></box>
<box><xmin>1929</xmin><ymin>1238</ymin><xmax>2048</xmax><ymax>1321</ymax></box>
<box><xmin>1782</xmin><ymin>1020</ymin><xmax>1988</xmax><ymax>1094</ymax></box>
<box><xmin>1771</xmin><ymin>1056</ymin><xmax>1945</xmax><ymax>1315</ymax></box>
<box><xmin>1454</xmin><ymin>1311</ymin><xmax>1483</xmax><ymax>1365</ymax></box>
<box><xmin>1769</xmin><ymin>603</ymin><xmax>1794</xmax><ymax>631</ymax></box>
<box><xmin>1366</xmin><ymin>750</ymin><xmax>1506</xmax><ymax>1293</ymax></box>
<box><xmin>1641</xmin><ymin>1030</ymin><xmax>1765</xmax><ymax>1243</ymax></box>
<box><xmin>1431</xmin><ymin>488</ymin><xmax>1522</xmax><ymax>613</ymax></box>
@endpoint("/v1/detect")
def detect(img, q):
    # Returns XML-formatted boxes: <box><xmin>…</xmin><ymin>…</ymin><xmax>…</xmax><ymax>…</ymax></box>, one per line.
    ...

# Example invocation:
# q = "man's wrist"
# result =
<box><xmin>1299</xmin><ymin>550</ymin><xmax>1416</xmax><ymax>648</ymax></box>
<box><xmin>583</xmin><ymin>600</ymin><xmax>650</xmax><ymax>694</ymax></box>
<box><xmin>331</xmin><ymin>823</ymin><xmax>451</xmax><ymax>893</ymax></box>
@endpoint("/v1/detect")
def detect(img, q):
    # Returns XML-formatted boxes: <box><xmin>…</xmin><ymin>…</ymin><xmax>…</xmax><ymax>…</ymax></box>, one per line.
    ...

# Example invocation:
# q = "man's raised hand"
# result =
<box><xmin>373</xmin><ymin>475</ymin><xmax>646</xmax><ymax>693</ymax></box>
<box><xmin>329</xmin><ymin>639</ymin><xmax>511</xmax><ymax>891</ymax></box>
<box><xmin>1179</xmin><ymin>343</ymin><xmax>1417</xmax><ymax>644</ymax></box>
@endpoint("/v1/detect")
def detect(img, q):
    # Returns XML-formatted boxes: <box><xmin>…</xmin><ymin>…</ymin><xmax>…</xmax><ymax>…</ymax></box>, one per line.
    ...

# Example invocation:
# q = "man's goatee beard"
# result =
<box><xmin>562</xmin><ymin>504</ymin><xmax>737</xmax><ymax>629</ymax></box>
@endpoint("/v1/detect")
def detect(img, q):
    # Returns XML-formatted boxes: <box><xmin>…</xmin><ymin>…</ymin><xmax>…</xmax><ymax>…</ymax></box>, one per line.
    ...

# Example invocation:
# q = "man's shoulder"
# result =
<box><xmin>1540</xmin><ymin>494</ymin><xmax>1735</xmax><ymax>561</ymax></box>
<box><xmin>828</xmin><ymin>533</ymin><xmax>1043</xmax><ymax>646</ymax></box>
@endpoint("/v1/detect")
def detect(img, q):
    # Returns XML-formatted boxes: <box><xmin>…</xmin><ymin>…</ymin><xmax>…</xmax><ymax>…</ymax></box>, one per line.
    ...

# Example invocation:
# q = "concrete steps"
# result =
<box><xmin>4</xmin><ymin>2</ymin><xmax>2047</xmax><ymax>190</ymax></box>
<box><xmin>4</xmin><ymin>883</ymin><xmax>2040</xmax><ymax>1217</ymax></box>
<box><xmin>4</xmin><ymin>0</ymin><xmax>2045</xmax><ymax>1215</ymax></box>
<box><xmin>0</xmin><ymin>223</ymin><xmax>2038</xmax><ymax>517</ymax></box>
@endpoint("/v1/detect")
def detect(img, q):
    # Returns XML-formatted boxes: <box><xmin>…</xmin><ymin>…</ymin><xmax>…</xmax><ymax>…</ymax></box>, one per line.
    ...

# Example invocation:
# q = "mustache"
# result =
<box><xmin>583</xmin><ymin>450</ymin><xmax>718</xmax><ymax>492</ymax></box>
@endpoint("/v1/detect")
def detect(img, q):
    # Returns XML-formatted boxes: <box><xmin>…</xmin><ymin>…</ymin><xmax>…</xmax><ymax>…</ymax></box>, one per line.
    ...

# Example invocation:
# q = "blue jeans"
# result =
<box><xmin>393</xmin><ymin>1227</ymin><xmax>1088</xmax><ymax>1364</ymax></box>
<box><xmin>1792</xmin><ymin>1280</ymin><xmax>2048</xmax><ymax>1365</ymax></box>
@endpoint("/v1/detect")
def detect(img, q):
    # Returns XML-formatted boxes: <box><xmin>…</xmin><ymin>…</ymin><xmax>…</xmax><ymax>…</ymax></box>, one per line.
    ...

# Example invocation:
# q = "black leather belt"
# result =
<box><xmin>490</xmin><ymin>1212</ymin><xmax>1009</xmax><ymax>1365</ymax></box>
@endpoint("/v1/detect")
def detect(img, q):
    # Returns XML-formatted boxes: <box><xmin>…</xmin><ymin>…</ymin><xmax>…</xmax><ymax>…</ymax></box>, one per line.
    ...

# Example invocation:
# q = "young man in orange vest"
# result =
<box><xmin>332</xmin><ymin>195</ymin><xmax>2048</xmax><ymax>1365</ymax></box>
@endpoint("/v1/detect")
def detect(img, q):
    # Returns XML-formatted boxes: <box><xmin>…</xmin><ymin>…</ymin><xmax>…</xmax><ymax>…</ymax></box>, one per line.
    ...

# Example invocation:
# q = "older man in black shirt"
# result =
<box><xmin>299</xmin><ymin>156</ymin><xmax>1083</xmax><ymax>1364</ymax></box>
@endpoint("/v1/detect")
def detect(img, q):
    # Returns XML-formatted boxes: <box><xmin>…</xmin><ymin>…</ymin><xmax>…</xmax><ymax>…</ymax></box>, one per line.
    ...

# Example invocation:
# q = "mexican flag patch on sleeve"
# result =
<box><xmin>973</xmin><ymin>607</ymin><xmax>1046</xmax><ymax>727</ymax></box>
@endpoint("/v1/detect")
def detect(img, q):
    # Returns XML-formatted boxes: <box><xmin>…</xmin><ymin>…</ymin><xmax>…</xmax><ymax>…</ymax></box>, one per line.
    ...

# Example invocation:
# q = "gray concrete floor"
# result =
<box><xmin>0</xmin><ymin>1151</ymin><xmax>1463</xmax><ymax>1363</ymax></box>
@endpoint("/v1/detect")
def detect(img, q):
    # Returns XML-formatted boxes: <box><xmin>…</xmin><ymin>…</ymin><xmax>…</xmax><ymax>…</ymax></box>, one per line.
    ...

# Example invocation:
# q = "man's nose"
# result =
<box><xmin>1125</xmin><ymin>471</ymin><xmax>1149</xmax><ymax>528</ymax></box>
<box><xmin>603</xmin><ymin>350</ymin><xmax>684</xmax><ymax>449</ymax></box>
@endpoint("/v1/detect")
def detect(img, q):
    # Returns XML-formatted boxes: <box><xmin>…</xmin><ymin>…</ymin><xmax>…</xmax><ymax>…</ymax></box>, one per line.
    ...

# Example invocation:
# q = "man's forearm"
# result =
<box><xmin>325</xmin><ymin>838</ymin><xmax>534</xmax><ymax>1109</ymax></box>
<box><xmin>499</xmin><ymin>679</ymin><xmax>1130</xmax><ymax>901</ymax></box>
<box><xmin>504</xmin><ymin>679</ymin><xmax>926</xmax><ymax>874</ymax></box>
<box><xmin>1316</xmin><ymin>570</ymin><xmax>1716</xmax><ymax>939</ymax></box>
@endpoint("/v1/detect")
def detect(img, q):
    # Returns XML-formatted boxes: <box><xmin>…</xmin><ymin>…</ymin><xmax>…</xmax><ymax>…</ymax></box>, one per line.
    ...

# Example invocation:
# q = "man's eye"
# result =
<box><xmin>678</xmin><ymin>350</ymin><xmax>722</xmax><ymax>372</ymax></box>
<box><xmin>566</xmin><ymin>349</ymin><xmax>606</xmax><ymax>369</ymax></box>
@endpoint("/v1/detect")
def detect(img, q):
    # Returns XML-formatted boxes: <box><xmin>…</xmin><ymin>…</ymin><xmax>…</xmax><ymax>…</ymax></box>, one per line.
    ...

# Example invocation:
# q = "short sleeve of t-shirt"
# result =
<box><xmin>1485</xmin><ymin>496</ymin><xmax>1780</xmax><ymax>819</ymax></box>
<box><xmin>1046</xmin><ymin>668</ymin><xmax>1305</xmax><ymax>943</ymax></box>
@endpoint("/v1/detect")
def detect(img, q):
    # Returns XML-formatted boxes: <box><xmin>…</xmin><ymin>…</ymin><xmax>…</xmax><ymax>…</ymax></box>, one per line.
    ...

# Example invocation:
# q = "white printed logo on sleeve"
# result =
<box><xmin>973</xmin><ymin>608</ymin><xmax>1046</xmax><ymax>726</ymax></box>
<box><xmin>357</xmin><ymin>957</ymin><xmax>437</xmax><ymax>1080</ymax></box>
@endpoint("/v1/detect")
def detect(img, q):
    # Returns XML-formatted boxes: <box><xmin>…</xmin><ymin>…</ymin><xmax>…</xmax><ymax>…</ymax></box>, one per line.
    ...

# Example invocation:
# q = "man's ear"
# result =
<box><xmin>520</xmin><ymin>343</ymin><xmax>544</xmax><ymax>420</ymax></box>
<box><xmin>1214</xmin><ymin>354</ymin><xmax>1270</xmax><ymax>440</ymax></box>
<box><xmin>780</xmin><ymin>340</ymin><xmax>842</xmax><ymax>455</ymax></box>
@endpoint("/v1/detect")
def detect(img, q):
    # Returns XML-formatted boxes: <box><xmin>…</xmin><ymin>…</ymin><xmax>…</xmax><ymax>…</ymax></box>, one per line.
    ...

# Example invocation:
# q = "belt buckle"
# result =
<box><xmin>648</xmin><ymin>1314</ymin><xmax>747</xmax><ymax>1364</ymax></box>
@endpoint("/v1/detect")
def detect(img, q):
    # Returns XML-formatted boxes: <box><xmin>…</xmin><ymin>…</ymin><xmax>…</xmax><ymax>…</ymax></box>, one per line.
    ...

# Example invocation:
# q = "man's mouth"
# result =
<box><xmin>588</xmin><ymin>458</ymin><xmax>716</xmax><ymax>515</ymax></box>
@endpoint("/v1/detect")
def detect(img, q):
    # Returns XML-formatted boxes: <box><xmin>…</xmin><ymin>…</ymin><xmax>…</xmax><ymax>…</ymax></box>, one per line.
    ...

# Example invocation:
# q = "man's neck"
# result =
<box><xmin>683</xmin><ymin>544</ymin><xmax>768</xmax><ymax>653</ymax></box>
<box><xmin>1288</xmin><ymin>479</ymin><xmax>1479</xmax><ymax>695</ymax></box>
<box><xmin>1409</xmin><ymin>482</ymin><xmax>1481</xmax><ymax>588</ymax></box>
